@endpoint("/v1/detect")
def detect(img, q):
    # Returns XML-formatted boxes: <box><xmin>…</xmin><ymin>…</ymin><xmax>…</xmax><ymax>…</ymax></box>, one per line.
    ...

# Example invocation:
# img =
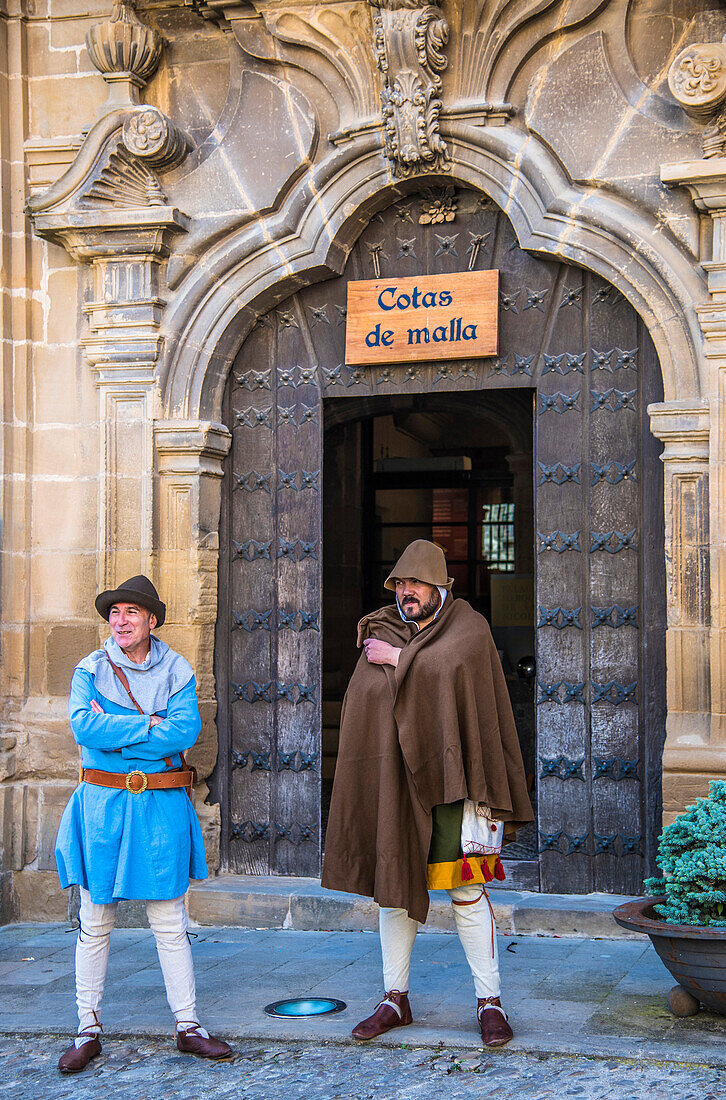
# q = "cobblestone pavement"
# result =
<box><xmin>0</xmin><ymin>1036</ymin><xmax>724</xmax><ymax>1100</ymax></box>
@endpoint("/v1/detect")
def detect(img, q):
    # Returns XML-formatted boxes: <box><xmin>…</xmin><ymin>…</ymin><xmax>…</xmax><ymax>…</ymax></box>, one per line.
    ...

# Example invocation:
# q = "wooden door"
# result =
<box><xmin>213</xmin><ymin>186</ymin><xmax>665</xmax><ymax>891</ymax></box>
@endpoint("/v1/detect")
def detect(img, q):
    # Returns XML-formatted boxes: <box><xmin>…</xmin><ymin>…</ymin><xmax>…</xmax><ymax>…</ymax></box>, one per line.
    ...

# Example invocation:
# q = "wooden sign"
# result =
<box><xmin>345</xmin><ymin>269</ymin><xmax>499</xmax><ymax>366</ymax></box>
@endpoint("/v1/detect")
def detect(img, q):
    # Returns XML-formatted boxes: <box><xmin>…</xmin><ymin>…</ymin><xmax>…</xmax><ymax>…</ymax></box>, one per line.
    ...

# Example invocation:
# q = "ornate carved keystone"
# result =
<box><xmin>370</xmin><ymin>0</ymin><xmax>449</xmax><ymax>176</ymax></box>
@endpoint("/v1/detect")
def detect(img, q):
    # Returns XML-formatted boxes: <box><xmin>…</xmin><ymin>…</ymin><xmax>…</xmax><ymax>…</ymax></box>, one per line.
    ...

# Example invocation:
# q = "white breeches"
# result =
<box><xmin>379</xmin><ymin>884</ymin><xmax>501</xmax><ymax>999</ymax></box>
<box><xmin>75</xmin><ymin>887</ymin><xmax>197</xmax><ymax>1034</ymax></box>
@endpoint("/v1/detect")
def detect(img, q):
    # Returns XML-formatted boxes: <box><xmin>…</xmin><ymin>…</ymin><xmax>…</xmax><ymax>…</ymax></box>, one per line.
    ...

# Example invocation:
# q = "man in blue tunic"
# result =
<box><xmin>55</xmin><ymin>575</ymin><xmax>232</xmax><ymax>1072</ymax></box>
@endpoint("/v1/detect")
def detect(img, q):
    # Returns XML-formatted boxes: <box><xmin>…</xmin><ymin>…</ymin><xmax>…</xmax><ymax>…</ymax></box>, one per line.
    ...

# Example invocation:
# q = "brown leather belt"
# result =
<box><xmin>80</xmin><ymin>767</ymin><xmax>190</xmax><ymax>794</ymax></box>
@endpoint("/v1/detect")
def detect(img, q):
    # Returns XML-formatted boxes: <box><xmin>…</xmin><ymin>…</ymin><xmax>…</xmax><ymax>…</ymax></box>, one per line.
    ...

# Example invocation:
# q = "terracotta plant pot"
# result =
<box><xmin>613</xmin><ymin>896</ymin><xmax>726</xmax><ymax>1017</ymax></box>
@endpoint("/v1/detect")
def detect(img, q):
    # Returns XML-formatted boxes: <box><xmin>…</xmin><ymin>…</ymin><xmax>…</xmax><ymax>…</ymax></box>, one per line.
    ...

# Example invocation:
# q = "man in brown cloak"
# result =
<box><xmin>321</xmin><ymin>539</ymin><xmax>533</xmax><ymax>1046</ymax></box>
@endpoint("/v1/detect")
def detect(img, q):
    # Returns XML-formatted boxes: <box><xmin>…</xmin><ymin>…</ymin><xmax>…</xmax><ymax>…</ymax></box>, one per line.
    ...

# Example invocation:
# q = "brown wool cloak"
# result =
<box><xmin>321</xmin><ymin>595</ymin><xmax>534</xmax><ymax>923</ymax></box>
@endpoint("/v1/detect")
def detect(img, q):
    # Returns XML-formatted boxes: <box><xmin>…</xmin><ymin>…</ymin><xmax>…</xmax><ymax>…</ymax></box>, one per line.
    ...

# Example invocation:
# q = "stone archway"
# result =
<box><xmin>160</xmin><ymin>132</ymin><xmax>705</xmax><ymax>421</ymax></box>
<box><xmin>27</xmin><ymin>79</ymin><xmax>711</xmax><ymax>886</ymax></box>
<box><xmin>148</xmin><ymin>133</ymin><xmax>710</xmax><ymax>880</ymax></box>
<box><xmin>210</xmin><ymin>184</ymin><xmax>667</xmax><ymax>894</ymax></box>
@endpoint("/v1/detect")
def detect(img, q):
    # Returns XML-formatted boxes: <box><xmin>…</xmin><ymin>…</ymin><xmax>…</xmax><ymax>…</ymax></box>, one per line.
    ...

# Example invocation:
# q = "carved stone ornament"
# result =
<box><xmin>27</xmin><ymin>3</ymin><xmax>189</xmax><ymax>253</ymax></box>
<box><xmin>122</xmin><ymin>108</ymin><xmax>189</xmax><ymax>169</ymax></box>
<box><xmin>668</xmin><ymin>37</ymin><xmax>726</xmax><ymax>157</ymax></box>
<box><xmin>370</xmin><ymin>0</ymin><xmax>450</xmax><ymax>177</ymax></box>
<box><xmin>86</xmin><ymin>0</ymin><xmax>162</xmax><ymax>92</ymax></box>
<box><xmin>27</xmin><ymin>102</ymin><xmax>190</xmax><ymax>240</ymax></box>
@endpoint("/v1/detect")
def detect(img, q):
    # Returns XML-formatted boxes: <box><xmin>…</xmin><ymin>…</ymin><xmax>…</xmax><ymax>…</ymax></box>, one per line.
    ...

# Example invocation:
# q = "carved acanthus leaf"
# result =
<box><xmin>371</xmin><ymin>0</ymin><xmax>449</xmax><ymax>177</ymax></box>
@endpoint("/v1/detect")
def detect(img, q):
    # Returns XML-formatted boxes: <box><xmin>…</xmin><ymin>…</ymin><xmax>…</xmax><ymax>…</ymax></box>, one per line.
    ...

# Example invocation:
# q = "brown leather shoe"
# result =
<box><xmin>58</xmin><ymin>1032</ymin><xmax>102</xmax><ymax>1074</ymax></box>
<box><xmin>477</xmin><ymin>996</ymin><xmax>513</xmax><ymax>1047</ymax></box>
<box><xmin>176</xmin><ymin>1023</ymin><xmax>233</xmax><ymax>1059</ymax></box>
<box><xmin>352</xmin><ymin>990</ymin><xmax>412</xmax><ymax>1041</ymax></box>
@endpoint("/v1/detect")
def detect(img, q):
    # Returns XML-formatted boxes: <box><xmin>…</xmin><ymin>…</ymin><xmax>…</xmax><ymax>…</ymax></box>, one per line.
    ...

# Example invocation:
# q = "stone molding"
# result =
<box><xmin>648</xmin><ymin>402</ymin><xmax>710</xmax><ymax>460</ymax></box>
<box><xmin>155</xmin><ymin>421</ymin><xmax>232</xmax><ymax>479</ymax></box>
<box><xmin>24</xmin><ymin>140</ymin><xmax>84</xmax><ymax>195</ymax></box>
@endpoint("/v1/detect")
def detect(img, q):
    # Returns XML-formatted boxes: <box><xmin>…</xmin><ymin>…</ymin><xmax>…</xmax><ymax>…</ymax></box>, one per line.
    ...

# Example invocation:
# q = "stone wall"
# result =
<box><xmin>1</xmin><ymin>0</ymin><xmax>724</xmax><ymax>918</ymax></box>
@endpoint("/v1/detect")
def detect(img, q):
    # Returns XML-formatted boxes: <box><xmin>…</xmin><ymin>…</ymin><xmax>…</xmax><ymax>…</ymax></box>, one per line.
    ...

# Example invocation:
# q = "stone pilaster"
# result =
<box><xmin>30</xmin><ymin>212</ymin><xmax>190</xmax><ymax>589</ymax></box>
<box><xmin>26</xmin><ymin>0</ymin><xmax>191</xmax><ymax>590</ymax></box>
<box><xmin>155</xmin><ymin>420</ymin><xmax>231</xmax><ymax>871</ymax></box>
<box><xmin>648</xmin><ymin>402</ymin><xmax>713</xmax><ymax>823</ymax></box>
<box><xmin>660</xmin><ymin>156</ymin><xmax>726</xmax><ymax>819</ymax></box>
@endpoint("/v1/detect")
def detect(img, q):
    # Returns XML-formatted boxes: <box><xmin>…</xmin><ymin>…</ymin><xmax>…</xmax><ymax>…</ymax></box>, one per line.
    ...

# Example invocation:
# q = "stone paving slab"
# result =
<box><xmin>186</xmin><ymin>875</ymin><xmax>641</xmax><ymax>939</ymax></box>
<box><xmin>2</xmin><ymin>921</ymin><xmax>726</xmax><ymax>1070</ymax></box>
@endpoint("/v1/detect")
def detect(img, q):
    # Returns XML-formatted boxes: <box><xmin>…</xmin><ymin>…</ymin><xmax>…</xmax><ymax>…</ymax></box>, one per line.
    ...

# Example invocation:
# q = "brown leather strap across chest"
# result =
<box><xmin>100</xmin><ymin>652</ymin><xmax>197</xmax><ymax>797</ymax></box>
<box><xmin>80</xmin><ymin>767</ymin><xmax>190</xmax><ymax>794</ymax></box>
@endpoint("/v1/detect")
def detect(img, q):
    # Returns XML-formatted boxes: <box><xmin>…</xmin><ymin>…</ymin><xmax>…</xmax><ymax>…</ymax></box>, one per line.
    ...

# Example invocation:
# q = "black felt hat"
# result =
<box><xmin>94</xmin><ymin>575</ymin><xmax>166</xmax><ymax>628</ymax></box>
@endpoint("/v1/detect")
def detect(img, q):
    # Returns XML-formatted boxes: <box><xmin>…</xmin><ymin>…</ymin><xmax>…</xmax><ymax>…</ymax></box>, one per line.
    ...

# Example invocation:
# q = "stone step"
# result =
<box><xmin>187</xmin><ymin>874</ymin><xmax>638</xmax><ymax>939</ymax></box>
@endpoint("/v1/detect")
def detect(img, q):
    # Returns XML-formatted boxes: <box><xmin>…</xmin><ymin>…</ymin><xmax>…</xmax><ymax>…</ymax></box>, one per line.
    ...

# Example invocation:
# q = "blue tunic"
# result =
<box><xmin>55</xmin><ymin>658</ymin><xmax>208</xmax><ymax>904</ymax></box>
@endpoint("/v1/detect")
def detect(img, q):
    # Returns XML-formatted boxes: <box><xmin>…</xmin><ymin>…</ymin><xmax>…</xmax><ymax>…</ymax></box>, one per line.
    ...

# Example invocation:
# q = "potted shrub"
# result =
<box><xmin>613</xmin><ymin>780</ymin><xmax>726</xmax><ymax>1017</ymax></box>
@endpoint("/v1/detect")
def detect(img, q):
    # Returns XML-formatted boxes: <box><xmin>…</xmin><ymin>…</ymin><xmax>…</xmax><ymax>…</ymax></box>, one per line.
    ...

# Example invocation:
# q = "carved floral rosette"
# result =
<box><xmin>370</xmin><ymin>0</ymin><xmax>450</xmax><ymax>177</ymax></box>
<box><xmin>668</xmin><ymin>41</ymin><xmax>726</xmax><ymax>120</ymax></box>
<box><xmin>122</xmin><ymin>108</ymin><xmax>189</xmax><ymax>169</ymax></box>
<box><xmin>668</xmin><ymin>38</ymin><xmax>726</xmax><ymax>158</ymax></box>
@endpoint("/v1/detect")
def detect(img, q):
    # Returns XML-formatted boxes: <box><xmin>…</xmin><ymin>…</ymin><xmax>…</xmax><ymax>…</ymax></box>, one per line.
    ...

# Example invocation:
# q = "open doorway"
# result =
<box><xmin>322</xmin><ymin>391</ymin><xmax>537</xmax><ymax>859</ymax></box>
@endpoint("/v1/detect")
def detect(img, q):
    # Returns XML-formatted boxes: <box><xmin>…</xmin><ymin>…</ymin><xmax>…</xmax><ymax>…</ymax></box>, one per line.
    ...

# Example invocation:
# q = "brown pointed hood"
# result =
<box><xmin>384</xmin><ymin>539</ymin><xmax>454</xmax><ymax>592</ymax></box>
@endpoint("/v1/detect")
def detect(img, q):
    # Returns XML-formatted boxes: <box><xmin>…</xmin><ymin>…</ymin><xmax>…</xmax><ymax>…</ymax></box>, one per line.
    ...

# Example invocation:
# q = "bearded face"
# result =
<box><xmin>395</xmin><ymin>578</ymin><xmax>441</xmax><ymax>623</ymax></box>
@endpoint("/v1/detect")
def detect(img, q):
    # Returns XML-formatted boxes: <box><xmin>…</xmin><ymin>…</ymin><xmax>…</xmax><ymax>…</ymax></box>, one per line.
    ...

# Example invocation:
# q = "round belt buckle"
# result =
<box><xmin>125</xmin><ymin>770</ymin><xmax>148</xmax><ymax>794</ymax></box>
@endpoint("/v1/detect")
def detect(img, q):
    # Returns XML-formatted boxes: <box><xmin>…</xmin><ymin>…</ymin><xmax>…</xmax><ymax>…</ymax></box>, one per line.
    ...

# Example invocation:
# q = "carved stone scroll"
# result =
<box><xmin>370</xmin><ymin>0</ymin><xmax>449</xmax><ymax>177</ymax></box>
<box><xmin>668</xmin><ymin>37</ymin><xmax>726</xmax><ymax>158</ymax></box>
